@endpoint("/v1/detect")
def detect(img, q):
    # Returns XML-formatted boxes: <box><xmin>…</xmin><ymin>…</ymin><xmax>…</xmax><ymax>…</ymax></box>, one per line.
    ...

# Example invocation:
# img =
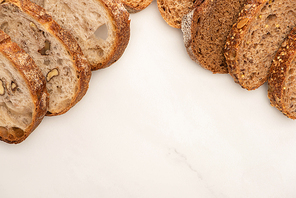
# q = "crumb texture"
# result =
<box><xmin>0</xmin><ymin>3</ymin><xmax>78</xmax><ymax>115</ymax></box>
<box><xmin>229</xmin><ymin>0</ymin><xmax>296</xmax><ymax>90</ymax></box>
<box><xmin>184</xmin><ymin>0</ymin><xmax>246</xmax><ymax>73</ymax></box>
<box><xmin>0</xmin><ymin>53</ymin><xmax>33</xmax><ymax>140</ymax></box>
<box><xmin>158</xmin><ymin>0</ymin><xmax>198</xmax><ymax>28</ymax></box>
<box><xmin>32</xmin><ymin>0</ymin><xmax>126</xmax><ymax>69</ymax></box>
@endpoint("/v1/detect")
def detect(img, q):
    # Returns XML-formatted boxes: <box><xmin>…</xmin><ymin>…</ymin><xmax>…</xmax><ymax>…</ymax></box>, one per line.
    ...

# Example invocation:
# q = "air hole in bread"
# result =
<box><xmin>12</xmin><ymin>127</ymin><xmax>24</xmax><ymax>138</ymax></box>
<box><xmin>0</xmin><ymin>22</ymin><xmax>8</xmax><ymax>33</ymax></box>
<box><xmin>287</xmin><ymin>10</ymin><xmax>296</xmax><ymax>18</ymax></box>
<box><xmin>266</xmin><ymin>14</ymin><xmax>277</xmax><ymax>23</ymax></box>
<box><xmin>261</xmin><ymin>4</ymin><xmax>267</xmax><ymax>13</ymax></box>
<box><xmin>0</xmin><ymin>127</ymin><xmax>8</xmax><ymax>137</ymax></box>
<box><xmin>94</xmin><ymin>24</ymin><xmax>108</xmax><ymax>40</ymax></box>
<box><xmin>8</xmin><ymin>133</ymin><xmax>14</xmax><ymax>140</ymax></box>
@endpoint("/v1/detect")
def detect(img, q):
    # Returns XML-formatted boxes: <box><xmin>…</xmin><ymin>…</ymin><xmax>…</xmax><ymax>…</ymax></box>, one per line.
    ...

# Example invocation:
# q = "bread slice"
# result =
<box><xmin>123</xmin><ymin>0</ymin><xmax>153</xmax><ymax>13</ymax></box>
<box><xmin>0</xmin><ymin>30</ymin><xmax>48</xmax><ymax>144</ymax></box>
<box><xmin>157</xmin><ymin>0</ymin><xmax>202</xmax><ymax>29</ymax></box>
<box><xmin>268</xmin><ymin>27</ymin><xmax>296</xmax><ymax>119</ymax></box>
<box><xmin>225</xmin><ymin>0</ymin><xmax>296</xmax><ymax>90</ymax></box>
<box><xmin>0</xmin><ymin>0</ymin><xmax>91</xmax><ymax>116</ymax></box>
<box><xmin>31</xmin><ymin>0</ymin><xmax>130</xmax><ymax>70</ymax></box>
<box><xmin>182</xmin><ymin>0</ymin><xmax>246</xmax><ymax>74</ymax></box>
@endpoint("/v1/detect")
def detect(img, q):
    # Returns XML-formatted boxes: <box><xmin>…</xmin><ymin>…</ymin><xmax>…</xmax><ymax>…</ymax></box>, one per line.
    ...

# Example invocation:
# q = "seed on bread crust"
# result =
<box><xmin>237</xmin><ymin>18</ymin><xmax>249</xmax><ymax>29</ymax></box>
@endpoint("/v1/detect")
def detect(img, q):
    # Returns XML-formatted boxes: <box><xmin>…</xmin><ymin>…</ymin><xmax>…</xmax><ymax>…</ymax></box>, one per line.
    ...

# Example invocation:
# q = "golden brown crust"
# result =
<box><xmin>92</xmin><ymin>0</ymin><xmax>130</xmax><ymax>70</ymax></box>
<box><xmin>122</xmin><ymin>0</ymin><xmax>153</xmax><ymax>13</ymax></box>
<box><xmin>224</xmin><ymin>0</ymin><xmax>268</xmax><ymax>90</ymax></box>
<box><xmin>268</xmin><ymin>28</ymin><xmax>296</xmax><ymax>119</ymax></box>
<box><xmin>6</xmin><ymin>0</ymin><xmax>92</xmax><ymax>116</ymax></box>
<box><xmin>157</xmin><ymin>0</ymin><xmax>203</xmax><ymax>29</ymax></box>
<box><xmin>0</xmin><ymin>29</ymin><xmax>48</xmax><ymax>144</ymax></box>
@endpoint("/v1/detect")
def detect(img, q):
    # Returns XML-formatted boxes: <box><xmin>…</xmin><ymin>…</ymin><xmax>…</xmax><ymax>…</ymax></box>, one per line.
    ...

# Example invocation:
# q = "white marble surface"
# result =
<box><xmin>1</xmin><ymin>1</ymin><xmax>296</xmax><ymax>197</ymax></box>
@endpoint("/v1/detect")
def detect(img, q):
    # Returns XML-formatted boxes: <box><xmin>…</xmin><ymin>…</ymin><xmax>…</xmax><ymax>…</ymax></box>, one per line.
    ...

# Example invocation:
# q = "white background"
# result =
<box><xmin>1</xmin><ymin>1</ymin><xmax>296</xmax><ymax>197</ymax></box>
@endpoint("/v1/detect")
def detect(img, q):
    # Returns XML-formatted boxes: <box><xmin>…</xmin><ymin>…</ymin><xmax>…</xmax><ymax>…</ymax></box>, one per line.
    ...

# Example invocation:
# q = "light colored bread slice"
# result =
<box><xmin>225</xmin><ymin>0</ymin><xmax>296</xmax><ymax>90</ymax></box>
<box><xmin>158</xmin><ymin>0</ymin><xmax>202</xmax><ymax>29</ymax></box>
<box><xmin>268</xmin><ymin>27</ymin><xmax>296</xmax><ymax>119</ymax></box>
<box><xmin>182</xmin><ymin>0</ymin><xmax>246</xmax><ymax>73</ymax></box>
<box><xmin>31</xmin><ymin>0</ymin><xmax>130</xmax><ymax>70</ymax></box>
<box><xmin>0</xmin><ymin>0</ymin><xmax>91</xmax><ymax>116</ymax></box>
<box><xmin>0</xmin><ymin>30</ymin><xmax>48</xmax><ymax>144</ymax></box>
<box><xmin>123</xmin><ymin>0</ymin><xmax>153</xmax><ymax>13</ymax></box>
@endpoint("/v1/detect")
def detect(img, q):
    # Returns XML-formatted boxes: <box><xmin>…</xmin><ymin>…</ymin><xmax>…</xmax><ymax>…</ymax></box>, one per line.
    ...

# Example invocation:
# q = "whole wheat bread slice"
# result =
<box><xmin>123</xmin><ymin>0</ymin><xmax>153</xmax><ymax>13</ymax></box>
<box><xmin>158</xmin><ymin>0</ymin><xmax>202</xmax><ymax>29</ymax></box>
<box><xmin>182</xmin><ymin>0</ymin><xmax>246</xmax><ymax>74</ymax></box>
<box><xmin>0</xmin><ymin>0</ymin><xmax>91</xmax><ymax>116</ymax></box>
<box><xmin>225</xmin><ymin>0</ymin><xmax>296</xmax><ymax>90</ymax></box>
<box><xmin>0</xmin><ymin>30</ymin><xmax>48</xmax><ymax>144</ymax></box>
<box><xmin>31</xmin><ymin>0</ymin><xmax>130</xmax><ymax>70</ymax></box>
<box><xmin>268</xmin><ymin>27</ymin><xmax>296</xmax><ymax>119</ymax></box>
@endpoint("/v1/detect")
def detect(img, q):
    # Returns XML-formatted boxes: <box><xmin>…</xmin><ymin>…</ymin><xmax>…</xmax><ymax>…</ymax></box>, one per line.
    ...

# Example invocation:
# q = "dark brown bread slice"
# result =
<box><xmin>31</xmin><ymin>0</ymin><xmax>130</xmax><ymax>70</ymax></box>
<box><xmin>123</xmin><ymin>0</ymin><xmax>153</xmax><ymax>13</ymax></box>
<box><xmin>225</xmin><ymin>0</ymin><xmax>296</xmax><ymax>90</ymax></box>
<box><xmin>0</xmin><ymin>0</ymin><xmax>91</xmax><ymax>116</ymax></box>
<box><xmin>182</xmin><ymin>0</ymin><xmax>246</xmax><ymax>74</ymax></box>
<box><xmin>157</xmin><ymin>0</ymin><xmax>202</xmax><ymax>29</ymax></box>
<box><xmin>0</xmin><ymin>30</ymin><xmax>48</xmax><ymax>144</ymax></box>
<box><xmin>268</xmin><ymin>27</ymin><xmax>296</xmax><ymax>119</ymax></box>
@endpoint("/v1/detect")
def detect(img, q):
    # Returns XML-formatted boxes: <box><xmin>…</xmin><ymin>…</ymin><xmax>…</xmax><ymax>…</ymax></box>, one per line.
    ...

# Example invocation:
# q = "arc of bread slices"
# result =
<box><xmin>0</xmin><ymin>0</ymin><xmax>91</xmax><ymax>116</ymax></box>
<box><xmin>268</xmin><ymin>27</ymin><xmax>296</xmax><ymax>119</ymax></box>
<box><xmin>123</xmin><ymin>0</ymin><xmax>153</xmax><ymax>13</ymax></box>
<box><xmin>225</xmin><ymin>0</ymin><xmax>296</xmax><ymax>90</ymax></box>
<box><xmin>158</xmin><ymin>0</ymin><xmax>203</xmax><ymax>29</ymax></box>
<box><xmin>182</xmin><ymin>0</ymin><xmax>246</xmax><ymax>73</ymax></box>
<box><xmin>0</xmin><ymin>29</ymin><xmax>48</xmax><ymax>144</ymax></box>
<box><xmin>31</xmin><ymin>0</ymin><xmax>130</xmax><ymax>70</ymax></box>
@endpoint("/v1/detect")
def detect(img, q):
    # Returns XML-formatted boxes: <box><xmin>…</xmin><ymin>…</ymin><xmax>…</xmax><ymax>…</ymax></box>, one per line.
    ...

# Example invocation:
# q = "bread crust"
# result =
<box><xmin>5</xmin><ymin>0</ymin><xmax>92</xmax><ymax>116</ymax></box>
<box><xmin>95</xmin><ymin>0</ymin><xmax>130</xmax><ymax>70</ymax></box>
<box><xmin>123</xmin><ymin>0</ymin><xmax>153</xmax><ymax>13</ymax></box>
<box><xmin>0</xmin><ymin>30</ymin><xmax>48</xmax><ymax>144</ymax></box>
<box><xmin>268</xmin><ymin>28</ymin><xmax>296</xmax><ymax>119</ymax></box>
<box><xmin>224</xmin><ymin>0</ymin><xmax>268</xmax><ymax>90</ymax></box>
<box><xmin>158</xmin><ymin>0</ymin><xmax>203</xmax><ymax>29</ymax></box>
